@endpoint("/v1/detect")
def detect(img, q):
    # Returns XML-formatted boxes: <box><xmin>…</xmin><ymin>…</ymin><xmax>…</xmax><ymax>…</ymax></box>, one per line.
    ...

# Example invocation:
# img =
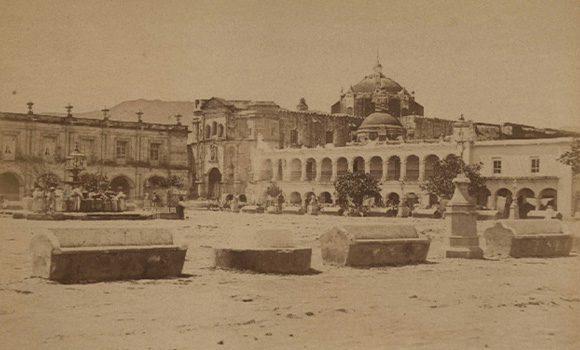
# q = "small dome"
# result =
<box><xmin>359</xmin><ymin>111</ymin><xmax>402</xmax><ymax>128</ymax></box>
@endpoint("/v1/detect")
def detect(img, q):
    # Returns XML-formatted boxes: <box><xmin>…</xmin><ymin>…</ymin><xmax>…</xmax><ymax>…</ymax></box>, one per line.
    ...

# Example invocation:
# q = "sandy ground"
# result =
<box><xmin>1</xmin><ymin>211</ymin><xmax>579</xmax><ymax>350</ymax></box>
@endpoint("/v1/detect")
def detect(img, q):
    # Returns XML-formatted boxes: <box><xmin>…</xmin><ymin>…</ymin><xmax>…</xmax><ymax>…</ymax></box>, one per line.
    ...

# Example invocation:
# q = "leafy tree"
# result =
<box><xmin>266</xmin><ymin>181</ymin><xmax>282</xmax><ymax>198</ymax></box>
<box><xmin>334</xmin><ymin>171</ymin><xmax>381</xmax><ymax>209</ymax></box>
<box><xmin>79</xmin><ymin>172</ymin><xmax>110</xmax><ymax>193</ymax></box>
<box><xmin>146</xmin><ymin>175</ymin><xmax>184</xmax><ymax>189</ymax></box>
<box><xmin>558</xmin><ymin>138</ymin><xmax>580</xmax><ymax>174</ymax></box>
<box><xmin>420</xmin><ymin>155</ymin><xmax>486</xmax><ymax>199</ymax></box>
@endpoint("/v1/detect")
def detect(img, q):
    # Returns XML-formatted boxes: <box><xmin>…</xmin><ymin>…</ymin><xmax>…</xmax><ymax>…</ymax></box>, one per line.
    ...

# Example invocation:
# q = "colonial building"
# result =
<box><xmin>188</xmin><ymin>97</ymin><xmax>360</xmax><ymax>199</ymax></box>
<box><xmin>0</xmin><ymin>106</ymin><xmax>189</xmax><ymax>201</ymax></box>
<box><xmin>247</xmin><ymin>118</ymin><xmax>579</xmax><ymax>218</ymax></box>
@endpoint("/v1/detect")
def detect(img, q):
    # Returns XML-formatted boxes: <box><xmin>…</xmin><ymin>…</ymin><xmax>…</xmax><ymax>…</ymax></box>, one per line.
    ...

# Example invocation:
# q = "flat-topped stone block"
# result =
<box><xmin>319</xmin><ymin>207</ymin><xmax>343</xmax><ymax>216</ymax></box>
<box><xmin>365</xmin><ymin>208</ymin><xmax>387</xmax><ymax>217</ymax></box>
<box><xmin>240</xmin><ymin>205</ymin><xmax>264</xmax><ymax>214</ymax></box>
<box><xmin>412</xmin><ymin>208</ymin><xmax>443</xmax><ymax>219</ymax></box>
<box><xmin>213</xmin><ymin>229</ymin><xmax>311</xmax><ymax>274</ymax></box>
<box><xmin>526</xmin><ymin>210</ymin><xmax>563</xmax><ymax>220</ymax></box>
<box><xmin>320</xmin><ymin>224</ymin><xmax>430</xmax><ymax>267</ymax></box>
<box><xmin>477</xmin><ymin>210</ymin><xmax>500</xmax><ymax>221</ymax></box>
<box><xmin>483</xmin><ymin>219</ymin><xmax>573</xmax><ymax>258</ymax></box>
<box><xmin>281</xmin><ymin>207</ymin><xmax>304</xmax><ymax>215</ymax></box>
<box><xmin>31</xmin><ymin>227</ymin><xmax>188</xmax><ymax>283</ymax></box>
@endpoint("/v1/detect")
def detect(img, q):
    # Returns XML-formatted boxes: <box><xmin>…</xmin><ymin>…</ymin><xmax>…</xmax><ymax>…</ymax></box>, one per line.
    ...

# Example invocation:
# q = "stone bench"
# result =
<box><xmin>31</xmin><ymin>228</ymin><xmax>188</xmax><ymax>283</ymax></box>
<box><xmin>214</xmin><ymin>229</ymin><xmax>311</xmax><ymax>274</ymax></box>
<box><xmin>483</xmin><ymin>220</ymin><xmax>573</xmax><ymax>258</ymax></box>
<box><xmin>281</xmin><ymin>207</ymin><xmax>304</xmax><ymax>215</ymax></box>
<box><xmin>320</xmin><ymin>224</ymin><xmax>431</xmax><ymax>267</ymax></box>
<box><xmin>365</xmin><ymin>208</ymin><xmax>387</xmax><ymax>217</ymax></box>
<box><xmin>240</xmin><ymin>205</ymin><xmax>265</xmax><ymax>214</ymax></box>
<box><xmin>477</xmin><ymin>210</ymin><xmax>500</xmax><ymax>221</ymax></box>
<box><xmin>319</xmin><ymin>207</ymin><xmax>343</xmax><ymax>216</ymax></box>
<box><xmin>526</xmin><ymin>210</ymin><xmax>563</xmax><ymax>220</ymax></box>
<box><xmin>411</xmin><ymin>208</ymin><xmax>443</xmax><ymax>219</ymax></box>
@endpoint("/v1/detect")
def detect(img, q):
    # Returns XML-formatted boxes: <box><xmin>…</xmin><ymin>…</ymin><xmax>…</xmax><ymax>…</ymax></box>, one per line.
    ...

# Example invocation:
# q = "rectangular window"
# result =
<box><xmin>3</xmin><ymin>136</ymin><xmax>16</xmax><ymax>160</ymax></box>
<box><xmin>290</xmin><ymin>130</ymin><xmax>298</xmax><ymax>145</ymax></box>
<box><xmin>326</xmin><ymin>131</ymin><xmax>334</xmax><ymax>144</ymax></box>
<box><xmin>116</xmin><ymin>141</ymin><xmax>128</xmax><ymax>159</ymax></box>
<box><xmin>531</xmin><ymin>157</ymin><xmax>540</xmax><ymax>173</ymax></box>
<box><xmin>493</xmin><ymin>158</ymin><xmax>502</xmax><ymax>174</ymax></box>
<box><xmin>150</xmin><ymin>143</ymin><xmax>161</xmax><ymax>161</ymax></box>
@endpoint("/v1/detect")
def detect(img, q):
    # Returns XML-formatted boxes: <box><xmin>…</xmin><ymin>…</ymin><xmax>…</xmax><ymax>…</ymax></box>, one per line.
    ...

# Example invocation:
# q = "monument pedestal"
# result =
<box><xmin>445</xmin><ymin>174</ymin><xmax>483</xmax><ymax>259</ymax></box>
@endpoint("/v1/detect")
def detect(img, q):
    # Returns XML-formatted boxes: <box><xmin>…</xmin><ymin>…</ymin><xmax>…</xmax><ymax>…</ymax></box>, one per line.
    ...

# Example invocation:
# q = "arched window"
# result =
<box><xmin>205</xmin><ymin>125</ymin><xmax>211</xmax><ymax>139</ymax></box>
<box><xmin>218</xmin><ymin>124</ymin><xmax>224</xmax><ymax>138</ymax></box>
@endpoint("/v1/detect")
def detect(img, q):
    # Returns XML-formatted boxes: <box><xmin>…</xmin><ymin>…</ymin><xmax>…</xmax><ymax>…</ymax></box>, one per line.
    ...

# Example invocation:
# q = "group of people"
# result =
<box><xmin>31</xmin><ymin>186</ymin><xmax>127</xmax><ymax>213</ymax></box>
<box><xmin>142</xmin><ymin>191</ymin><xmax>187</xmax><ymax>219</ymax></box>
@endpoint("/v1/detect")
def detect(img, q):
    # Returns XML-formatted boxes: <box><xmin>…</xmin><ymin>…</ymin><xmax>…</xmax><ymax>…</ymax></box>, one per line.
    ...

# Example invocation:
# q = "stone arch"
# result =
<box><xmin>353</xmin><ymin>156</ymin><xmax>365</xmax><ymax>173</ymax></box>
<box><xmin>385</xmin><ymin>192</ymin><xmax>400</xmax><ymax>206</ymax></box>
<box><xmin>319</xmin><ymin>191</ymin><xmax>333</xmax><ymax>204</ymax></box>
<box><xmin>517</xmin><ymin>188</ymin><xmax>535</xmax><ymax>203</ymax></box>
<box><xmin>260</xmin><ymin>159</ymin><xmax>273</xmax><ymax>180</ymax></box>
<box><xmin>289</xmin><ymin>191</ymin><xmax>302</xmax><ymax>205</ymax></box>
<box><xmin>539</xmin><ymin>188</ymin><xmax>557</xmax><ymax>210</ymax></box>
<box><xmin>306</xmin><ymin>158</ymin><xmax>316</xmax><ymax>181</ymax></box>
<box><xmin>387</xmin><ymin>156</ymin><xmax>401</xmax><ymax>180</ymax></box>
<box><xmin>238</xmin><ymin>194</ymin><xmax>247</xmax><ymax>203</ymax></box>
<box><xmin>304</xmin><ymin>191</ymin><xmax>316</xmax><ymax>206</ymax></box>
<box><xmin>370</xmin><ymin>156</ymin><xmax>383</xmax><ymax>180</ymax></box>
<box><xmin>207</xmin><ymin>168</ymin><xmax>222</xmax><ymax>200</ymax></box>
<box><xmin>321</xmin><ymin>158</ymin><xmax>332</xmax><ymax>181</ymax></box>
<box><xmin>406</xmin><ymin>155</ymin><xmax>420</xmax><ymax>181</ymax></box>
<box><xmin>336</xmin><ymin>157</ymin><xmax>348</xmax><ymax>177</ymax></box>
<box><xmin>109</xmin><ymin>175</ymin><xmax>135</xmax><ymax>199</ymax></box>
<box><xmin>0</xmin><ymin>171</ymin><xmax>24</xmax><ymax>200</ymax></box>
<box><xmin>475</xmin><ymin>187</ymin><xmax>492</xmax><ymax>208</ymax></box>
<box><xmin>495</xmin><ymin>188</ymin><xmax>513</xmax><ymax>212</ymax></box>
<box><xmin>290</xmin><ymin>159</ymin><xmax>302</xmax><ymax>181</ymax></box>
<box><xmin>424</xmin><ymin>154</ymin><xmax>439</xmax><ymax>179</ymax></box>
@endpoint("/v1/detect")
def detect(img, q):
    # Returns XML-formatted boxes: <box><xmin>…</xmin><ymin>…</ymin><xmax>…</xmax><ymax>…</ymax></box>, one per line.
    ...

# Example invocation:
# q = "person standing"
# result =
<box><xmin>151</xmin><ymin>191</ymin><xmax>160</xmax><ymax>213</ymax></box>
<box><xmin>176</xmin><ymin>196</ymin><xmax>186</xmax><ymax>220</ymax></box>
<box><xmin>47</xmin><ymin>187</ymin><xmax>56</xmax><ymax>214</ymax></box>
<box><xmin>117</xmin><ymin>187</ymin><xmax>126</xmax><ymax>212</ymax></box>
<box><xmin>143</xmin><ymin>192</ymin><xmax>151</xmax><ymax>212</ymax></box>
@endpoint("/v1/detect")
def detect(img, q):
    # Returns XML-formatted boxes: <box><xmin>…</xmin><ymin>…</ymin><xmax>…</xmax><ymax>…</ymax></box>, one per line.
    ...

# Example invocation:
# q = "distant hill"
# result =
<box><xmin>45</xmin><ymin>99</ymin><xmax>197</xmax><ymax>126</ymax></box>
<box><xmin>560</xmin><ymin>125</ymin><xmax>580</xmax><ymax>134</ymax></box>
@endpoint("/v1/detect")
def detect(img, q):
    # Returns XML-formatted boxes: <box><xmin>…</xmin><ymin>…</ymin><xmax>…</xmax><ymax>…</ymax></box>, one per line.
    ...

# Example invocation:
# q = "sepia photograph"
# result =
<box><xmin>1</xmin><ymin>1</ymin><xmax>579</xmax><ymax>349</ymax></box>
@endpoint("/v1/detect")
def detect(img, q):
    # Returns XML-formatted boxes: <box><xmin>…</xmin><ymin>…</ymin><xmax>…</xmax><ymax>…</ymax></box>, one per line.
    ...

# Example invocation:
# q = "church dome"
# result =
<box><xmin>352</xmin><ymin>75</ymin><xmax>403</xmax><ymax>94</ymax></box>
<box><xmin>359</xmin><ymin>111</ymin><xmax>402</xmax><ymax>128</ymax></box>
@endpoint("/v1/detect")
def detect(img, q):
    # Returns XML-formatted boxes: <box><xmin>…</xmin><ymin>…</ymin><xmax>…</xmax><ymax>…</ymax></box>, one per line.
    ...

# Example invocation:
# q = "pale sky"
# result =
<box><xmin>1</xmin><ymin>0</ymin><xmax>579</xmax><ymax>129</ymax></box>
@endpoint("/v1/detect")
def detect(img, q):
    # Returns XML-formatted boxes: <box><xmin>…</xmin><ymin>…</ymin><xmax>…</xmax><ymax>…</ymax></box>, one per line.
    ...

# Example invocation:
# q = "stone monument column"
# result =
<box><xmin>445</xmin><ymin>174</ymin><xmax>483</xmax><ymax>259</ymax></box>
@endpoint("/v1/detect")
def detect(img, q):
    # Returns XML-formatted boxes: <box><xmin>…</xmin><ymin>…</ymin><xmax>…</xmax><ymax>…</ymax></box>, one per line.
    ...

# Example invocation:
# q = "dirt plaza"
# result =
<box><xmin>1</xmin><ymin>211</ymin><xmax>579</xmax><ymax>350</ymax></box>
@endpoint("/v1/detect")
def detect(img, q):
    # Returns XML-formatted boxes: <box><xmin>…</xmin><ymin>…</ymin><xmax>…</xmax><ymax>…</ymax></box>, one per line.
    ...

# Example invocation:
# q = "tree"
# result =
<box><xmin>79</xmin><ymin>172</ymin><xmax>110</xmax><ymax>193</ymax></box>
<box><xmin>420</xmin><ymin>155</ymin><xmax>486</xmax><ymax>199</ymax></box>
<box><xmin>334</xmin><ymin>171</ymin><xmax>381</xmax><ymax>209</ymax></box>
<box><xmin>558</xmin><ymin>138</ymin><xmax>580</xmax><ymax>174</ymax></box>
<box><xmin>266</xmin><ymin>181</ymin><xmax>282</xmax><ymax>198</ymax></box>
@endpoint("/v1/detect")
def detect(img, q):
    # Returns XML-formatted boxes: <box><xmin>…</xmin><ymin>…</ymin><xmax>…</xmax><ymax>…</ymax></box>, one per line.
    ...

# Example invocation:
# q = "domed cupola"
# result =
<box><xmin>356</xmin><ymin>104</ymin><xmax>406</xmax><ymax>142</ymax></box>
